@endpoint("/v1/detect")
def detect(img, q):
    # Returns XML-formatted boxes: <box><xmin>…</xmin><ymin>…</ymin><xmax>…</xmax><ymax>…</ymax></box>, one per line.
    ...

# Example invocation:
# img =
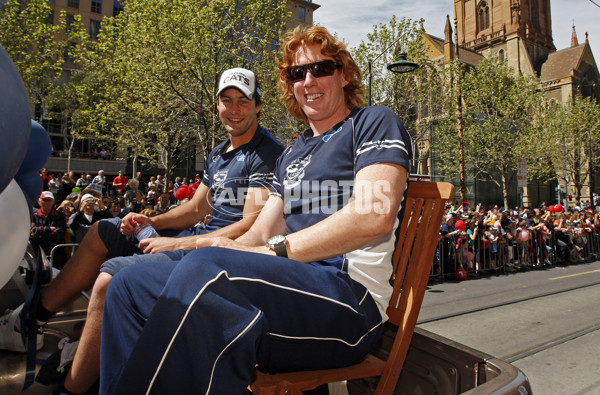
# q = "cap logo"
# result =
<box><xmin>223</xmin><ymin>73</ymin><xmax>250</xmax><ymax>88</ymax></box>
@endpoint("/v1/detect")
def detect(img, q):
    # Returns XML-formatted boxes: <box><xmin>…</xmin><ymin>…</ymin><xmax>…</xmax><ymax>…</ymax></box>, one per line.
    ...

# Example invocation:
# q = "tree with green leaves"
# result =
<box><xmin>0</xmin><ymin>0</ymin><xmax>86</xmax><ymax>119</ymax></box>
<box><xmin>433</xmin><ymin>57</ymin><xmax>543</xmax><ymax>207</ymax></box>
<box><xmin>529</xmin><ymin>95</ymin><xmax>600</xmax><ymax>204</ymax></box>
<box><xmin>69</xmin><ymin>0</ymin><xmax>291</xmax><ymax>180</ymax></box>
<box><xmin>351</xmin><ymin>15</ymin><xmax>454</xmax><ymax>174</ymax></box>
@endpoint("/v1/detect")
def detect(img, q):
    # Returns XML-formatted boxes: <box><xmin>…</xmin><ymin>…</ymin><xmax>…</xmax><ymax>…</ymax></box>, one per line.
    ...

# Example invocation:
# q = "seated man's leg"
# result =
<box><xmin>101</xmin><ymin>260</ymin><xmax>177</xmax><ymax>395</ymax></box>
<box><xmin>41</xmin><ymin>218</ymin><xmax>137</xmax><ymax>312</ymax></box>
<box><xmin>64</xmin><ymin>252</ymin><xmax>172</xmax><ymax>394</ymax></box>
<box><xmin>101</xmin><ymin>248</ymin><xmax>384</xmax><ymax>395</ymax></box>
<box><xmin>1</xmin><ymin>218</ymin><xmax>139</xmax><ymax>352</ymax></box>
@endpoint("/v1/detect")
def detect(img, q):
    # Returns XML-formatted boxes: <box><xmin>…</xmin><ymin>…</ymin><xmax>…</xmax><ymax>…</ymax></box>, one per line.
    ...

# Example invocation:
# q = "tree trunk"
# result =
<box><xmin>501</xmin><ymin>171</ymin><xmax>509</xmax><ymax>209</ymax></box>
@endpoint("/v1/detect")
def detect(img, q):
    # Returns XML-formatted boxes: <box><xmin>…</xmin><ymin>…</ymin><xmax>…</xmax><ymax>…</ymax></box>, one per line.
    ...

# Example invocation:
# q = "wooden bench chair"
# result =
<box><xmin>251</xmin><ymin>182</ymin><xmax>455</xmax><ymax>395</ymax></box>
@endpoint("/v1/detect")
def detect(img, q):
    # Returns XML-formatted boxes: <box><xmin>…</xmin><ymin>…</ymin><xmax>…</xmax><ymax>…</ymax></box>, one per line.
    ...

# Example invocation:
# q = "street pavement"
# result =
<box><xmin>418</xmin><ymin>260</ymin><xmax>600</xmax><ymax>395</ymax></box>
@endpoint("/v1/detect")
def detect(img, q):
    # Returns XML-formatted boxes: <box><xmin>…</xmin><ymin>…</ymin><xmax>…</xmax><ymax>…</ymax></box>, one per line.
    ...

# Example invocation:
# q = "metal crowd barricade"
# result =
<box><xmin>432</xmin><ymin>224</ymin><xmax>600</xmax><ymax>283</ymax></box>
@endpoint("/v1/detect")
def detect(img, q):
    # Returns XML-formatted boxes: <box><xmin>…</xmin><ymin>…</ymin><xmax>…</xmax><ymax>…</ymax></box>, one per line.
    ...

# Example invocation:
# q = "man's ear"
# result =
<box><xmin>340</xmin><ymin>70</ymin><xmax>350</xmax><ymax>88</ymax></box>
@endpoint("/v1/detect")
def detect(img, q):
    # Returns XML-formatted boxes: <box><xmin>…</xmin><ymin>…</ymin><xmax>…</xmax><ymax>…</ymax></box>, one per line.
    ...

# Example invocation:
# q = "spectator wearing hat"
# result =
<box><xmin>30</xmin><ymin>191</ymin><xmax>67</xmax><ymax>269</ymax></box>
<box><xmin>68</xmin><ymin>194</ymin><xmax>112</xmax><ymax>243</ymax></box>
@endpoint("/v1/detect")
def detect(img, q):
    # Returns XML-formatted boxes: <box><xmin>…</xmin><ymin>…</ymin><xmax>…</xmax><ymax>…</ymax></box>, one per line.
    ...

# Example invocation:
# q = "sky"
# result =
<box><xmin>313</xmin><ymin>0</ymin><xmax>600</xmax><ymax>63</ymax></box>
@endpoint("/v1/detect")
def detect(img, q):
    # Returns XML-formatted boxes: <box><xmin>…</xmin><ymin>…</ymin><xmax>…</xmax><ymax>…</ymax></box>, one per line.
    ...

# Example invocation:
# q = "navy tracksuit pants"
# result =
<box><xmin>100</xmin><ymin>247</ymin><xmax>385</xmax><ymax>394</ymax></box>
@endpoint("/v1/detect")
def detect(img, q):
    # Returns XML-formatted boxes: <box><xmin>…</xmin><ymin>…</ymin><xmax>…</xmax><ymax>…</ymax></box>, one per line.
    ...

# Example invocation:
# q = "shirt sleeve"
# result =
<box><xmin>247</xmin><ymin>149</ymin><xmax>280</xmax><ymax>189</ymax></box>
<box><xmin>352</xmin><ymin>106</ymin><xmax>413</xmax><ymax>174</ymax></box>
<box><xmin>270</xmin><ymin>147</ymin><xmax>291</xmax><ymax>198</ymax></box>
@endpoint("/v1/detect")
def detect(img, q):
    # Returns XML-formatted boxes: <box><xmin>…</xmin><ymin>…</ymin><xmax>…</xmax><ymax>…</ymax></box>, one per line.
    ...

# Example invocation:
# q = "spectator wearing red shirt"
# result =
<box><xmin>112</xmin><ymin>170</ymin><xmax>128</xmax><ymax>197</ymax></box>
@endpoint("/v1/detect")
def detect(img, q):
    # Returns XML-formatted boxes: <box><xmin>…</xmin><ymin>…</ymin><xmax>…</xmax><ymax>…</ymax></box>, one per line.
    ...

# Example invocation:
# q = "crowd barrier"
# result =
<box><xmin>430</xmin><ymin>225</ymin><xmax>600</xmax><ymax>282</ymax></box>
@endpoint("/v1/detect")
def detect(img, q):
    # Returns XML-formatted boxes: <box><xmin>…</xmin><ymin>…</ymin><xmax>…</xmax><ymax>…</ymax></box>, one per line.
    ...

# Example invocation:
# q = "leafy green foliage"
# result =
<box><xmin>64</xmin><ymin>0</ymin><xmax>290</xmax><ymax>179</ymax></box>
<box><xmin>433</xmin><ymin>57</ymin><xmax>543</xmax><ymax>206</ymax></box>
<box><xmin>351</xmin><ymin>16</ymin><xmax>454</xmax><ymax>174</ymax></box>
<box><xmin>530</xmin><ymin>95</ymin><xmax>600</xmax><ymax>202</ymax></box>
<box><xmin>0</xmin><ymin>0</ymin><xmax>86</xmax><ymax>115</ymax></box>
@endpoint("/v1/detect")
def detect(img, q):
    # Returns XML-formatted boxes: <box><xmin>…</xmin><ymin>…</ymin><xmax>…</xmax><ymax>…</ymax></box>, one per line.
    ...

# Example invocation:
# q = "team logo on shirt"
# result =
<box><xmin>283</xmin><ymin>155</ymin><xmax>311</xmax><ymax>189</ymax></box>
<box><xmin>212</xmin><ymin>170</ymin><xmax>228</xmax><ymax>193</ymax></box>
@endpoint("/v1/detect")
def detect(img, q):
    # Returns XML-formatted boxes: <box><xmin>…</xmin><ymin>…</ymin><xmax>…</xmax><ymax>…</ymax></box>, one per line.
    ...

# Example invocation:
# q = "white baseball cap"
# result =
<box><xmin>216</xmin><ymin>68</ymin><xmax>261</xmax><ymax>100</ymax></box>
<box><xmin>40</xmin><ymin>191</ymin><xmax>54</xmax><ymax>200</ymax></box>
<box><xmin>81</xmin><ymin>193</ymin><xmax>95</xmax><ymax>202</ymax></box>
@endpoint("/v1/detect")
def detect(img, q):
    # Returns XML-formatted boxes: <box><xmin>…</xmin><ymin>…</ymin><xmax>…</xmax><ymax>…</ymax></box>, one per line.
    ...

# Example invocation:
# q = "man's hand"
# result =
<box><xmin>195</xmin><ymin>236</ymin><xmax>273</xmax><ymax>255</ymax></box>
<box><xmin>138</xmin><ymin>237</ymin><xmax>181</xmax><ymax>254</ymax></box>
<box><xmin>120</xmin><ymin>212</ymin><xmax>151</xmax><ymax>235</ymax></box>
<box><xmin>80</xmin><ymin>198</ymin><xmax>94</xmax><ymax>212</ymax></box>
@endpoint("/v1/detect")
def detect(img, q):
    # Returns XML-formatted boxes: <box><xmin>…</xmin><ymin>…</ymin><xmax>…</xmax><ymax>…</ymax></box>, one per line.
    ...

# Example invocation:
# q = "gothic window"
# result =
<box><xmin>478</xmin><ymin>1</ymin><xmax>490</xmax><ymax>32</ymax></box>
<box><xmin>499</xmin><ymin>49</ymin><xmax>505</xmax><ymax>63</ymax></box>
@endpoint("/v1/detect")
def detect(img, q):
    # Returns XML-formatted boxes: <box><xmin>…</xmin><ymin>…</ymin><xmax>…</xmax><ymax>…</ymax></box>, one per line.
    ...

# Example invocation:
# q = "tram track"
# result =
<box><xmin>417</xmin><ymin>279</ymin><xmax>600</xmax><ymax>325</ymax></box>
<box><xmin>502</xmin><ymin>321</ymin><xmax>600</xmax><ymax>363</ymax></box>
<box><xmin>417</xmin><ymin>262</ymin><xmax>600</xmax><ymax>393</ymax></box>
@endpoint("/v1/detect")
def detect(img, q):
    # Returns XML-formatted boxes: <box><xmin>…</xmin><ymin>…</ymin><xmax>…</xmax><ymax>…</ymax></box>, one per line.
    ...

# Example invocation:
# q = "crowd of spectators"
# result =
<box><xmin>50</xmin><ymin>146</ymin><xmax>113</xmax><ymax>160</ymax></box>
<box><xmin>437</xmin><ymin>200</ymin><xmax>600</xmax><ymax>280</ymax></box>
<box><xmin>32</xmin><ymin>169</ymin><xmax>201</xmax><ymax>268</ymax></box>
<box><xmin>36</xmin><ymin>168</ymin><xmax>600</xmax><ymax>280</ymax></box>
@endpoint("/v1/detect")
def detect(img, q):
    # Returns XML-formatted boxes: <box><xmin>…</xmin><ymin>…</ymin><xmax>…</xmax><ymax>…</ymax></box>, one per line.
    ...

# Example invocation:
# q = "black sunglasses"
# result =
<box><xmin>287</xmin><ymin>60</ymin><xmax>342</xmax><ymax>83</ymax></box>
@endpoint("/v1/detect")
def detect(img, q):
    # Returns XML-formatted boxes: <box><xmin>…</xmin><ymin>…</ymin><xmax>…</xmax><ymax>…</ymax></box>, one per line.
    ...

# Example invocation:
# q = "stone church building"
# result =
<box><xmin>421</xmin><ymin>0</ymin><xmax>600</xmax><ymax>206</ymax></box>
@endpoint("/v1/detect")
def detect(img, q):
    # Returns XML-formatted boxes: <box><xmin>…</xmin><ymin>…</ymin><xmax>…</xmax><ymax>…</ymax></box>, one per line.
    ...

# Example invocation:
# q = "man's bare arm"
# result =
<box><xmin>198</xmin><ymin>163</ymin><xmax>407</xmax><ymax>262</ymax></box>
<box><xmin>121</xmin><ymin>183</ymin><xmax>213</xmax><ymax>237</ymax></box>
<box><xmin>139</xmin><ymin>186</ymin><xmax>270</xmax><ymax>253</ymax></box>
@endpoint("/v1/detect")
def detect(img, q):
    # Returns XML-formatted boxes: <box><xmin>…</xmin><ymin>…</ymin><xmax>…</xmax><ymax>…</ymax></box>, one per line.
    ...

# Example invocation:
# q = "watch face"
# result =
<box><xmin>268</xmin><ymin>235</ymin><xmax>285</xmax><ymax>245</ymax></box>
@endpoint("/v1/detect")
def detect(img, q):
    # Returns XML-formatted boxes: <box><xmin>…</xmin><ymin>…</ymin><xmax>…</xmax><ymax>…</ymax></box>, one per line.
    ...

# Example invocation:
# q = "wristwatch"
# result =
<box><xmin>266</xmin><ymin>235</ymin><xmax>288</xmax><ymax>258</ymax></box>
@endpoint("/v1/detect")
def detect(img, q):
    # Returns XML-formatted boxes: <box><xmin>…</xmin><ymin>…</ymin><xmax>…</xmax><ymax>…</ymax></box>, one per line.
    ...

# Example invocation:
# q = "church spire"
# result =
<box><xmin>445</xmin><ymin>14</ymin><xmax>452</xmax><ymax>43</ymax></box>
<box><xmin>444</xmin><ymin>14</ymin><xmax>455</xmax><ymax>63</ymax></box>
<box><xmin>571</xmin><ymin>23</ymin><xmax>579</xmax><ymax>48</ymax></box>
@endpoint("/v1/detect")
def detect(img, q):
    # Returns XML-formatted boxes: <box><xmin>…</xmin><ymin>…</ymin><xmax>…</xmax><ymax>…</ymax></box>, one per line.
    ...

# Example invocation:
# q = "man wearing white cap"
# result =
<box><xmin>29</xmin><ymin>191</ymin><xmax>67</xmax><ymax>270</ymax></box>
<box><xmin>68</xmin><ymin>193</ymin><xmax>111</xmax><ymax>243</ymax></box>
<box><xmin>0</xmin><ymin>67</ymin><xmax>284</xmax><ymax>395</ymax></box>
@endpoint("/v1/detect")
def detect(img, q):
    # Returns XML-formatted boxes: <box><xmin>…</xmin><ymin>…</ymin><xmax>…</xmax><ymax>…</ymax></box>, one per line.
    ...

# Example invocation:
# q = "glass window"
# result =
<box><xmin>64</xmin><ymin>42</ymin><xmax>75</xmax><ymax>63</ymax></box>
<box><xmin>91</xmin><ymin>0</ymin><xmax>102</xmax><ymax>14</ymax></box>
<box><xmin>66</xmin><ymin>14</ymin><xmax>75</xmax><ymax>32</ymax></box>
<box><xmin>478</xmin><ymin>1</ymin><xmax>490</xmax><ymax>31</ymax></box>
<box><xmin>46</xmin><ymin>10</ymin><xmax>54</xmax><ymax>25</ymax></box>
<box><xmin>113</xmin><ymin>0</ymin><xmax>123</xmax><ymax>17</ymax></box>
<box><xmin>89</xmin><ymin>19</ymin><xmax>101</xmax><ymax>39</ymax></box>
<box><xmin>298</xmin><ymin>6</ymin><xmax>305</xmax><ymax>22</ymax></box>
<box><xmin>499</xmin><ymin>49</ymin><xmax>505</xmax><ymax>63</ymax></box>
<box><xmin>67</xmin><ymin>0</ymin><xmax>79</xmax><ymax>10</ymax></box>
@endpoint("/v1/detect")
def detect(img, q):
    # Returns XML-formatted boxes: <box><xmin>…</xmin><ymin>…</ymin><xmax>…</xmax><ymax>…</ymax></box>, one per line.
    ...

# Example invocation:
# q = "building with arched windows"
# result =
<box><xmin>421</xmin><ymin>0</ymin><xmax>600</xmax><ymax>206</ymax></box>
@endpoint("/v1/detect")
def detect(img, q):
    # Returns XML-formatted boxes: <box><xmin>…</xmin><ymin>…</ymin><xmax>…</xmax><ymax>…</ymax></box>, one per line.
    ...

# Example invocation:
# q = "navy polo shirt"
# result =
<box><xmin>271</xmin><ymin>106</ymin><xmax>412</xmax><ymax>235</ymax></box>
<box><xmin>202</xmin><ymin>126</ymin><xmax>284</xmax><ymax>229</ymax></box>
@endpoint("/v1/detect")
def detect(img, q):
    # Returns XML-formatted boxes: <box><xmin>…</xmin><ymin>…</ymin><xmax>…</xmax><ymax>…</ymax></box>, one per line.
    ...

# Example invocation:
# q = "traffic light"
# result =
<box><xmin>568</xmin><ymin>195</ymin><xmax>572</xmax><ymax>201</ymax></box>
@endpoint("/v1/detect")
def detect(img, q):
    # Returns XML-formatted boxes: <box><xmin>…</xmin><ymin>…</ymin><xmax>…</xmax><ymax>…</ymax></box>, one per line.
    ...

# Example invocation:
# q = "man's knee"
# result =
<box><xmin>79</xmin><ymin>222</ymin><xmax>105</xmax><ymax>251</ymax></box>
<box><xmin>92</xmin><ymin>272</ymin><xmax>113</xmax><ymax>299</ymax></box>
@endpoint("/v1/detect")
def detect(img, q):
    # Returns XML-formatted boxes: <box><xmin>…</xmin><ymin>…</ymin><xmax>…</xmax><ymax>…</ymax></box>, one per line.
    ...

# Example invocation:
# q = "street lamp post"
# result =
<box><xmin>367</xmin><ymin>37</ymin><xmax>418</xmax><ymax>106</ymax></box>
<box><xmin>588</xmin><ymin>127</ymin><xmax>594</xmax><ymax>208</ymax></box>
<box><xmin>454</xmin><ymin>16</ymin><xmax>466</xmax><ymax>203</ymax></box>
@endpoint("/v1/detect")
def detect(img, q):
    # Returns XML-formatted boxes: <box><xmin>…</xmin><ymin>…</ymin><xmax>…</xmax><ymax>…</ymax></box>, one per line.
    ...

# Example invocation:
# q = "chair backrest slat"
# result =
<box><xmin>376</xmin><ymin>182</ymin><xmax>454</xmax><ymax>394</ymax></box>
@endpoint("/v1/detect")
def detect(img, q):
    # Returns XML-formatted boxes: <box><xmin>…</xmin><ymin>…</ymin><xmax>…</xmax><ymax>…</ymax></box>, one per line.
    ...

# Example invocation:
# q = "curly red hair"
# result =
<box><xmin>277</xmin><ymin>26</ymin><xmax>364</xmax><ymax>124</ymax></box>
